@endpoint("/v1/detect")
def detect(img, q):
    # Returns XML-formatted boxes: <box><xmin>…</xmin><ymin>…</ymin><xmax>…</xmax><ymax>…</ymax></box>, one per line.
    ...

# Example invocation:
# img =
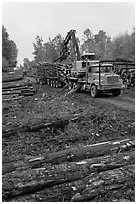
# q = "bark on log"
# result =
<box><xmin>8</xmin><ymin>165</ymin><xmax>134</xmax><ymax>202</ymax></box>
<box><xmin>29</xmin><ymin>138</ymin><xmax>135</xmax><ymax>167</ymax></box>
<box><xmin>2</xmin><ymin>147</ymin><xmax>134</xmax><ymax>174</ymax></box>
<box><xmin>2</xmin><ymin>86</ymin><xmax>34</xmax><ymax>92</ymax></box>
<box><xmin>2</xmin><ymin>151</ymin><xmax>134</xmax><ymax>201</ymax></box>
<box><xmin>71</xmin><ymin>164</ymin><xmax>135</xmax><ymax>202</ymax></box>
<box><xmin>2</xmin><ymin>96</ymin><xmax>23</xmax><ymax>102</ymax></box>
<box><xmin>2</xmin><ymin>82</ymin><xmax>32</xmax><ymax>89</ymax></box>
<box><xmin>2</xmin><ymin>94</ymin><xmax>19</xmax><ymax>99</ymax></box>
<box><xmin>2</xmin><ymin>76</ymin><xmax>23</xmax><ymax>83</ymax></box>
<box><xmin>2</xmin><ymin>88</ymin><xmax>34</xmax><ymax>96</ymax></box>
<box><xmin>2</xmin><ymin>91</ymin><xmax>21</xmax><ymax>95</ymax></box>
<box><xmin>21</xmin><ymin>92</ymin><xmax>34</xmax><ymax>96</ymax></box>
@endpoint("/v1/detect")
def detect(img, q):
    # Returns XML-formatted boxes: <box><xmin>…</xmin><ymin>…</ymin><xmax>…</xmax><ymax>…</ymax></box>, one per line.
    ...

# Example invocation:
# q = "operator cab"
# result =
<box><xmin>81</xmin><ymin>53</ymin><xmax>95</xmax><ymax>61</ymax></box>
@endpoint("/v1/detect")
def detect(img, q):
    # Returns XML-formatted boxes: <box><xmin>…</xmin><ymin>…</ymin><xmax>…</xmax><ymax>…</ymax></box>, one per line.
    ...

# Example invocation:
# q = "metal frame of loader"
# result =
<box><xmin>101</xmin><ymin>60</ymin><xmax>135</xmax><ymax>87</ymax></box>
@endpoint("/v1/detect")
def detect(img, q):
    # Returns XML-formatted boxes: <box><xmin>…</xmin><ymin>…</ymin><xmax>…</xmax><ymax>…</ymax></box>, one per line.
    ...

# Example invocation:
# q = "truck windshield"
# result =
<box><xmin>94</xmin><ymin>66</ymin><xmax>112</xmax><ymax>73</ymax></box>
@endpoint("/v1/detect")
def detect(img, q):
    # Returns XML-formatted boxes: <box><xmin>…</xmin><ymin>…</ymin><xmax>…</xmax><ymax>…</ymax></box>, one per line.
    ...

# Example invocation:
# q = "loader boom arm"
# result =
<box><xmin>53</xmin><ymin>30</ymin><xmax>81</xmax><ymax>62</ymax></box>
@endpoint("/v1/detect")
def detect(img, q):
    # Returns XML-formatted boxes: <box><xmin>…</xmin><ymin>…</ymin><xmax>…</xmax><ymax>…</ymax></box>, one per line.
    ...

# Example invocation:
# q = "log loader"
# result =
<box><xmin>53</xmin><ymin>30</ymin><xmax>125</xmax><ymax>97</ymax></box>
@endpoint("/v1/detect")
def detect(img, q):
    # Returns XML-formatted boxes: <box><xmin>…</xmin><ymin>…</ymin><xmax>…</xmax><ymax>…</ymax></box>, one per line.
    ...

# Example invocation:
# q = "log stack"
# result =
<box><xmin>2</xmin><ymin>138</ymin><xmax>135</xmax><ymax>202</ymax></box>
<box><xmin>2</xmin><ymin>71</ymin><xmax>23</xmax><ymax>83</ymax></box>
<box><xmin>2</xmin><ymin>72</ymin><xmax>35</xmax><ymax>101</ymax></box>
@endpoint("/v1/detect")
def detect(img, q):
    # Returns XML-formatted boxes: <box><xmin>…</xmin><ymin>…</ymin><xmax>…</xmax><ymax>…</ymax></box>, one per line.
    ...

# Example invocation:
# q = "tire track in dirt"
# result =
<box><xmin>98</xmin><ymin>95</ymin><xmax>135</xmax><ymax>112</ymax></box>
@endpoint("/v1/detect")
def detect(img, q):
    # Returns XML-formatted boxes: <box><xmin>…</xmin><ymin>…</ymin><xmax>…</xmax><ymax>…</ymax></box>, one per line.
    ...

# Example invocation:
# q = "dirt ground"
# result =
<box><xmin>2</xmin><ymin>81</ymin><xmax>135</xmax><ymax>202</ymax></box>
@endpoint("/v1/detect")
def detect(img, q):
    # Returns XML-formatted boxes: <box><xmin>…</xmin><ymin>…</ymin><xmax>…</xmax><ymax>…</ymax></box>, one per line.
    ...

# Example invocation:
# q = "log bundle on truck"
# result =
<box><xmin>36</xmin><ymin>61</ymin><xmax>71</xmax><ymax>87</ymax></box>
<box><xmin>36</xmin><ymin>30</ymin><xmax>135</xmax><ymax>97</ymax></box>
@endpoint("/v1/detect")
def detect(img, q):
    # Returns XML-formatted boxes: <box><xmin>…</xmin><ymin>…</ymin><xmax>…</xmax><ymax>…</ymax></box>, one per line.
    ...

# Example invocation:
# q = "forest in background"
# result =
<box><xmin>2</xmin><ymin>26</ymin><xmax>18</xmax><ymax>72</ymax></box>
<box><xmin>2</xmin><ymin>25</ymin><xmax>135</xmax><ymax>73</ymax></box>
<box><xmin>24</xmin><ymin>28</ymin><xmax>135</xmax><ymax>71</ymax></box>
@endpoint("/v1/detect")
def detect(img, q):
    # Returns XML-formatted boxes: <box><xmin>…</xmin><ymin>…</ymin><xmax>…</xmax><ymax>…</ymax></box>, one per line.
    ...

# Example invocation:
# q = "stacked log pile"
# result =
<box><xmin>2</xmin><ymin>138</ymin><xmax>135</xmax><ymax>202</ymax></box>
<box><xmin>2</xmin><ymin>71</ymin><xmax>23</xmax><ymax>83</ymax></box>
<box><xmin>2</xmin><ymin>72</ymin><xmax>35</xmax><ymax>101</ymax></box>
<box><xmin>37</xmin><ymin>62</ymin><xmax>71</xmax><ymax>87</ymax></box>
<box><xmin>113</xmin><ymin>61</ymin><xmax>135</xmax><ymax>87</ymax></box>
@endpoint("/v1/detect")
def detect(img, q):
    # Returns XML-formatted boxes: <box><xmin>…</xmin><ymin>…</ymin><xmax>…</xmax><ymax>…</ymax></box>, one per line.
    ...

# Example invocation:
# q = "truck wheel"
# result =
<box><xmin>51</xmin><ymin>80</ymin><xmax>53</xmax><ymax>87</ymax></box>
<box><xmin>112</xmin><ymin>89</ymin><xmax>121</xmax><ymax>96</ymax></box>
<box><xmin>53</xmin><ymin>80</ymin><xmax>55</xmax><ymax>87</ymax></box>
<box><xmin>69</xmin><ymin>82</ymin><xmax>73</xmax><ymax>90</ymax></box>
<box><xmin>49</xmin><ymin>80</ymin><xmax>51</xmax><ymax>86</ymax></box>
<box><xmin>69</xmin><ymin>81</ymin><xmax>76</xmax><ymax>90</ymax></box>
<box><xmin>54</xmin><ymin>80</ymin><xmax>57</xmax><ymax>88</ymax></box>
<box><xmin>90</xmin><ymin>85</ymin><xmax>99</xmax><ymax>98</ymax></box>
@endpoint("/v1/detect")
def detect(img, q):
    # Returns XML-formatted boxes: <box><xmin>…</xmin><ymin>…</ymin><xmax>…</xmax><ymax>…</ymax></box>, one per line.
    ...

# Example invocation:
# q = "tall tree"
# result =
<box><xmin>112</xmin><ymin>29</ymin><xmax>135</xmax><ymax>60</ymax></box>
<box><xmin>33</xmin><ymin>34</ymin><xmax>64</xmax><ymax>62</ymax></box>
<box><xmin>81</xmin><ymin>28</ymin><xmax>96</xmax><ymax>54</ymax></box>
<box><xmin>2</xmin><ymin>25</ymin><xmax>18</xmax><ymax>71</ymax></box>
<box><xmin>33</xmin><ymin>35</ymin><xmax>44</xmax><ymax>62</ymax></box>
<box><xmin>94</xmin><ymin>30</ymin><xmax>112</xmax><ymax>60</ymax></box>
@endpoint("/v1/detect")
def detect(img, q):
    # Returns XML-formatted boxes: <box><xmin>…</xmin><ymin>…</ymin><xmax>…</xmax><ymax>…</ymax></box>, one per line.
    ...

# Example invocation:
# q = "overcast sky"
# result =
<box><xmin>2</xmin><ymin>2</ymin><xmax>135</xmax><ymax>65</ymax></box>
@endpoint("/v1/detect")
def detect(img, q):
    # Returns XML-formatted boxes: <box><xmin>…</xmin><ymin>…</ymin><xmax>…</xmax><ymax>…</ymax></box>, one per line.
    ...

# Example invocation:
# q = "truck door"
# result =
<box><xmin>88</xmin><ymin>66</ymin><xmax>95</xmax><ymax>83</ymax></box>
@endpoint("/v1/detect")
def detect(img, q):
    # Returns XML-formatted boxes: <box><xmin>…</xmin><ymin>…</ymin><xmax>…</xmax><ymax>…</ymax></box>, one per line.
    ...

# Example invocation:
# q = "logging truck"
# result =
<box><xmin>36</xmin><ymin>30</ymin><xmax>126</xmax><ymax>97</ymax></box>
<box><xmin>67</xmin><ymin>57</ymin><xmax>125</xmax><ymax>97</ymax></box>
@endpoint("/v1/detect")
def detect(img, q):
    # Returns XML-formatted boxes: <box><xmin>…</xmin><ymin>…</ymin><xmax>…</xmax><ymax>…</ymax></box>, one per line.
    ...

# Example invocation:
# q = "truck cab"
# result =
<box><xmin>69</xmin><ymin>57</ymin><xmax>125</xmax><ymax>97</ymax></box>
<box><xmin>87</xmin><ymin>62</ymin><xmax>125</xmax><ymax>97</ymax></box>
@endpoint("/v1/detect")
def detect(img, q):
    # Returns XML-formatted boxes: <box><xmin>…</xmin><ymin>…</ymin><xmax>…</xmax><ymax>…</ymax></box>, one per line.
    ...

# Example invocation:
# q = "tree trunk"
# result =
<box><xmin>2</xmin><ymin>90</ymin><xmax>21</xmax><ymax>95</ymax></box>
<box><xmin>29</xmin><ymin>138</ymin><xmax>135</xmax><ymax>167</ymax></box>
<box><xmin>2</xmin><ymin>82</ymin><xmax>32</xmax><ymax>89</ymax></box>
<box><xmin>2</xmin><ymin>86</ymin><xmax>34</xmax><ymax>92</ymax></box>
<box><xmin>2</xmin><ymin>76</ymin><xmax>23</xmax><ymax>83</ymax></box>
<box><xmin>2</xmin><ymin>114</ymin><xmax>81</xmax><ymax>138</ymax></box>
<box><xmin>71</xmin><ymin>164</ymin><xmax>135</xmax><ymax>202</ymax></box>
<box><xmin>2</xmin><ymin>96</ymin><xmax>23</xmax><ymax>102</ymax></box>
<box><xmin>2</xmin><ymin>149</ymin><xmax>134</xmax><ymax>200</ymax></box>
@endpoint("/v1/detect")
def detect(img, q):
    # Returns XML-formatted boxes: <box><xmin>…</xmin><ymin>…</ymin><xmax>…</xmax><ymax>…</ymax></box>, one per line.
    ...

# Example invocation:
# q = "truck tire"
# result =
<box><xmin>90</xmin><ymin>85</ymin><xmax>99</xmax><ymax>98</ymax></box>
<box><xmin>53</xmin><ymin>80</ymin><xmax>55</xmax><ymax>88</ymax></box>
<box><xmin>69</xmin><ymin>81</ymin><xmax>76</xmax><ymax>90</ymax></box>
<box><xmin>49</xmin><ymin>80</ymin><xmax>51</xmax><ymax>86</ymax></box>
<box><xmin>51</xmin><ymin>80</ymin><xmax>53</xmax><ymax>87</ymax></box>
<box><xmin>112</xmin><ymin>89</ymin><xmax>121</xmax><ymax>96</ymax></box>
<box><xmin>69</xmin><ymin>82</ymin><xmax>73</xmax><ymax>90</ymax></box>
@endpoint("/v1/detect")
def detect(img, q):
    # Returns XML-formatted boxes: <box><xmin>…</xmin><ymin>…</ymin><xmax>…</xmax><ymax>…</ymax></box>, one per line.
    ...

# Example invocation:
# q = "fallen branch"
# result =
<box><xmin>2</xmin><ymin>114</ymin><xmax>81</xmax><ymax>138</ymax></box>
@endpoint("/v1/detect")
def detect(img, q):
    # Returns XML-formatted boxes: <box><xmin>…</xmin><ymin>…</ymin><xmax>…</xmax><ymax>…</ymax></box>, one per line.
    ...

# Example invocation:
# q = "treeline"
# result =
<box><xmin>81</xmin><ymin>28</ymin><xmax>135</xmax><ymax>61</ymax></box>
<box><xmin>31</xmin><ymin>28</ymin><xmax>135</xmax><ymax>65</ymax></box>
<box><xmin>2</xmin><ymin>25</ymin><xmax>18</xmax><ymax>72</ymax></box>
<box><xmin>2</xmin><ymin>25</ymin><xmax>134</xmax><ymax>73</ymax></box>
